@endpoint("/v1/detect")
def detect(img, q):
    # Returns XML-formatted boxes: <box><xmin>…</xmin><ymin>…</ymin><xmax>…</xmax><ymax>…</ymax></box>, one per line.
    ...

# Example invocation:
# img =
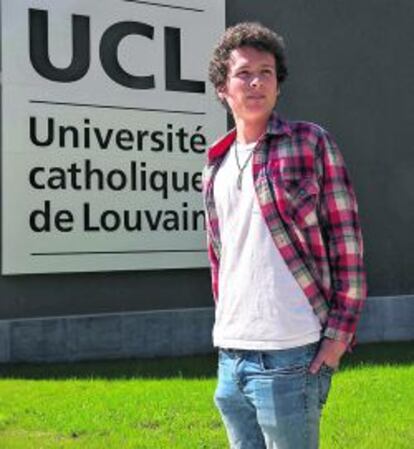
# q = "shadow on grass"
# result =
<box><xmin>0</xmin><ymin>342</ymin><xmax>412</xmax><ymax>381</ymax></box>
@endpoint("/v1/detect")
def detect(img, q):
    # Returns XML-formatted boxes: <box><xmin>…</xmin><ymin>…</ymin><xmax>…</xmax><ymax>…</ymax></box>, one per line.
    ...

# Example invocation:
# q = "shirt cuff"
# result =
<box><xmin>323</xmin><ymin>326</ymin><xmax>354</xmax><ymax>347</ymax></box>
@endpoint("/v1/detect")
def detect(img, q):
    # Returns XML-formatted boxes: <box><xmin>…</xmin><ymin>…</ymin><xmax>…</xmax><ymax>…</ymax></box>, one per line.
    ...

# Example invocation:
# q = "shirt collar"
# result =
<box><xmin>265</xmin><ymin>110</ymin><xmax>293</xmax><ymax>137</ymax></box>
<box><xmin>207</xmin><ymin>110</ymin><xmax>292</xmax><ymax>164</ymax></box>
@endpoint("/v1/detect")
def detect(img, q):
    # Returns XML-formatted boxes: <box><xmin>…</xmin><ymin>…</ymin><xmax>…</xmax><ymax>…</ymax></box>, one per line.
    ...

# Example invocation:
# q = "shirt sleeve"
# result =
<box><xmin>206</xmin><ymin>233</ymin><xmax>219</xmax><ymax>303</ymax></box>
<box><xmin>317</xmin><ymin>131</ymin><xmax>368</xmax><ymax>345</ymax></box>
<box><xmin>202</xmin><ymin>165</ymin><xmax>219</xmax><ymax>303</ymax></box>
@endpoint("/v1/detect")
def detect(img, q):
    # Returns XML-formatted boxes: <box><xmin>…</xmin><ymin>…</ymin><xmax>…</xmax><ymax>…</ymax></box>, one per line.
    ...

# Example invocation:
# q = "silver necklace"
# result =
<box><xmin>234</xmin><ymin>141</ymin><xmax>254</xmax><ymax>190</ymax></box>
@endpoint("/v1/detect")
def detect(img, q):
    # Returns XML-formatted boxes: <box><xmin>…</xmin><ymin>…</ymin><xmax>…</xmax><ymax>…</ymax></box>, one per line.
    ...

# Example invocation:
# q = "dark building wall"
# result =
<box><xmin>1</xmin><ymin>0</ymin><xmax>414</xmax><ymax>320</ymax></box>
<box><xmin>227</xmin><ymin>0</ymin><xmax>414</xmax><ymax>296</ymax></box>
<box><xmin>0</xmin><ymin>270</ymin><xmax>211</xmax><ymax>319</ymax></box>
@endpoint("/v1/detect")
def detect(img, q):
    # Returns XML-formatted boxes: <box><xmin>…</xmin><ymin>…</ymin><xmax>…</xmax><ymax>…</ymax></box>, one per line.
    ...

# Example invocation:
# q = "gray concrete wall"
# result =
<box><xmin>0</xmin><ymin>296</ymin><xmax>413</xmax><ymax>363</ymax></box>
<box><xmin>0</xmin><ymin>307</ymin><xmax>215</xmax><ymax>363</ymax></box>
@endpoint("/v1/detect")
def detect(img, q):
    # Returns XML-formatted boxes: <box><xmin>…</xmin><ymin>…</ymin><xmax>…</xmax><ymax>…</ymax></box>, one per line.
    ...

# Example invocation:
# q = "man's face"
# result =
<box><xmin>218</xmin><ymin>46</ymin><xmax>278</xmax><ymax>124</ymax></box>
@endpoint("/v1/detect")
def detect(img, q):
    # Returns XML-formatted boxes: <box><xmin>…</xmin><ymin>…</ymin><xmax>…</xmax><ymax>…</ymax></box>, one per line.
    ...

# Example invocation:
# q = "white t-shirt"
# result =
<box><xmin>213</xmin><ymin>141</ymin><xmax>321</xmax><ymax>350</ymax></box>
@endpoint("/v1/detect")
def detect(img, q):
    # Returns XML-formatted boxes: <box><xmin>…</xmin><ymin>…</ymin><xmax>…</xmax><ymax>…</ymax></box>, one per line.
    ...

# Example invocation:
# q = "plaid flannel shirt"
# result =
<box><xmin>203</xmin><ymin>111</ymin><xmax>367</xmax><ymax>346</ymax></box>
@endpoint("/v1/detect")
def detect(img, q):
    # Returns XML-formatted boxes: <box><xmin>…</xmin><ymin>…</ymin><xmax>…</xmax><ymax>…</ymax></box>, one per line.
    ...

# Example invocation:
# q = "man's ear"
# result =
<box><xmin>216</xmin><ymin>84</ymin><xmax>226</xmax><ymax>101</ymax></box>
<box><xmin>216</xmin><ymin>84</ymin><xmax>231</xmax><ymax>113</ymax></box>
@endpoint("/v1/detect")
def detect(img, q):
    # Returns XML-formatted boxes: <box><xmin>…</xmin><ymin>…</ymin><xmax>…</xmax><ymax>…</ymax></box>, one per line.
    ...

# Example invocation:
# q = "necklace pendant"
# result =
<box><xmin>237</xmin><ymin>173</ymin><xmax>243</xmax><ymax>190</ymax></box>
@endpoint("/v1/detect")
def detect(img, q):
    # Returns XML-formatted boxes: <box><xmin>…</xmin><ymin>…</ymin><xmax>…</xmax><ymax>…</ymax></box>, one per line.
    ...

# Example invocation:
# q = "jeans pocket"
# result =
<box><xmin>260</xmin><ymin>352</ymin><xmax>308</xmax><ymax>375</ymax></box>
<box><xmin>318</xmin><ymin>364</ymin><xmax>334</xmax><ymax>407</ymax></box>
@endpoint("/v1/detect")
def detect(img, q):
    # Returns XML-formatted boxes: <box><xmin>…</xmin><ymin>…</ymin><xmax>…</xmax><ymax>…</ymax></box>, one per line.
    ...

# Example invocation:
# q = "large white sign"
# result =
<box><xmin>1</xmin><ymin>0</ymin><xmax>225</xmax><ymax>274</ymax></box>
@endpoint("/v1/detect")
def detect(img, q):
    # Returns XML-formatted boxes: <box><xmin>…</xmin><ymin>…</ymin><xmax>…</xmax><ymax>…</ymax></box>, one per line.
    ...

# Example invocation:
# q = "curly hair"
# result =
<box><xmin>208</xmin><ymin>22</ymin><xmax>288</xmax><ymax>90</ymax></box>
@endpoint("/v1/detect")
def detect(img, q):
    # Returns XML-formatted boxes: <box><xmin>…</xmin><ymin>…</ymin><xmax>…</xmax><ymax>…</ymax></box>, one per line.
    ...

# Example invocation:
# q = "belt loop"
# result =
<box><xmin>258</xmin><ymin>352</ymin><xmax>265</xmax><ymax>370</ymax></box>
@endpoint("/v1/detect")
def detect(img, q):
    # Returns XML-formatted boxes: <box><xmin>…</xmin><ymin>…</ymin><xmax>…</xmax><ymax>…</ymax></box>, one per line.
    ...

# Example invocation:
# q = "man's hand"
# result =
<box><xmin>309</xmin><ymin>338</ymin><xmax>347</xmax><ymax>374</ymax></box>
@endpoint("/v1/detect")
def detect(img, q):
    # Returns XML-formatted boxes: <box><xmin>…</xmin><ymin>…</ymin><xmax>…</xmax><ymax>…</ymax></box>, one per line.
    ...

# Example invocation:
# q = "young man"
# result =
<box><xmin>203</xmin><ymin>22</ymin><xmax>367</xmax><ymax>449</ymax></box>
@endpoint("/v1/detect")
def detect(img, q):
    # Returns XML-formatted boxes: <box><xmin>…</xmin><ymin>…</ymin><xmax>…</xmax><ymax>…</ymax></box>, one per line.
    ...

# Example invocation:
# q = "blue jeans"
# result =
<box><xmin>214</xmin><ymin>341</ymin><xmax>333</xmax><ymax>449</ymax></box>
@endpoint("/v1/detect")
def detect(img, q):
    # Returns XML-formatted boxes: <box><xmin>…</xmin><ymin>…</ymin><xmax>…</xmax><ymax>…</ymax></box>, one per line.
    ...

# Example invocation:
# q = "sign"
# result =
<box><xmin>1</xmin><ymin>0</ymin><xmax>226</xmax><ymax>274</ymax></box>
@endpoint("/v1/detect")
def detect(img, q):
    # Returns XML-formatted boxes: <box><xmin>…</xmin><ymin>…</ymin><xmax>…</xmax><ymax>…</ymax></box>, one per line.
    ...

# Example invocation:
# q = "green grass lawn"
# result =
<box><xmin>0</xmin><ymin>341</ymin><xmax>413</xmax><ymax>449</ymax></box>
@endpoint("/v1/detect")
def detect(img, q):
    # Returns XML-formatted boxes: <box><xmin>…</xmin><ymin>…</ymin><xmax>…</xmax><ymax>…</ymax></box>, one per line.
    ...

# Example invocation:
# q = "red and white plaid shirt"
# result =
<box><xmin>203</xmin><ymin>111</ymin><xmax>367</xmax><ymax>345</ymax></box>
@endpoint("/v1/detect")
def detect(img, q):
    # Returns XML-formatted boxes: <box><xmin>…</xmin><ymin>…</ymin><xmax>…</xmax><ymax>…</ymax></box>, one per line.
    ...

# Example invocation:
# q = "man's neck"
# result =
<box><xmin>234</xmin><ymin>117</ymin><xmax>268</xmax><ymax>145</ymax></box>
